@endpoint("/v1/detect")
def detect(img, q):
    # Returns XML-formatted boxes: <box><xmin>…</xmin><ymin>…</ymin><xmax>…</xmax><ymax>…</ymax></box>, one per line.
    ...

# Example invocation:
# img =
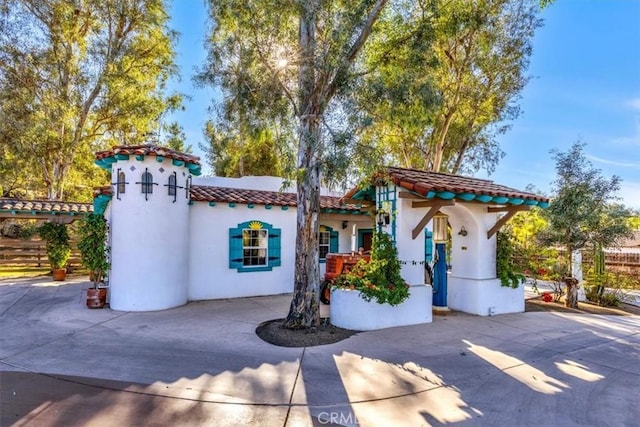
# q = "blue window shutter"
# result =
<box><xmin>425</xmin><ymin>230</ymin><xmax>433</xmax><ymax>262</ymax></box>
<box><xmin>329</xmin><ymin>230</ymin><xmax>339</xmax><ymax>253</ymax></box>
<box><xmin>268</xmin><ymin>228</ymin><xmax>281</xmax><ymax>267</ymax></box>
<box><xmin>229</xmin><ymin>227</ymin><xmax>244</xmax><ymax>269</ymax></box>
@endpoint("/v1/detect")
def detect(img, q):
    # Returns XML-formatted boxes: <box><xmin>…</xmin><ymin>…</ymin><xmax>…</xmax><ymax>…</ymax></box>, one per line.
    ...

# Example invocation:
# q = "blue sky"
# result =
<box><xmin>166</xmin><ymin>0</ymin><xmax>640</xmax><ymax>210</ymax></box>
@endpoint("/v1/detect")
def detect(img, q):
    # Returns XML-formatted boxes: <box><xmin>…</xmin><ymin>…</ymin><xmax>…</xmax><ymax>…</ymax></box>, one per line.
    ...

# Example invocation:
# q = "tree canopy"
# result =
<box><xmin>0</xmin><ymin>0</ymin><xmax>180</xmax><ymax>200</ymax></box>
<box><xmin>540</xmin><ymin>141</ymin><xmax>634</xmax><ymax>271</ymax></box>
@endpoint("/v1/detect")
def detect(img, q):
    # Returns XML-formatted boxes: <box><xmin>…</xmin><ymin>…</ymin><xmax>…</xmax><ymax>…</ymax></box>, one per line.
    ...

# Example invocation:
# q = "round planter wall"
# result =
<box><xmin>330</xmin><ymin>285</ymin><xmax>433</xmax><ymax>331</ymax></box>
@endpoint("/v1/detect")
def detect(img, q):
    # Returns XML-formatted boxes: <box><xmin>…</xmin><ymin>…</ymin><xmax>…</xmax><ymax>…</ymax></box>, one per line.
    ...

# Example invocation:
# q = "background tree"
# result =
<box><xmin>0</xmin><ymin>0</ymin><xmax>179</xmax><ymax>201</ymax></box>
<box><xmin>353</xmin><ymin>0</ymin><xmax>541</xmax><ymax>174</ymax></box>
<box><xmin>539</xmin><ymin>141</ymin><xmax>634</xmax><ymax>306</ymax></box>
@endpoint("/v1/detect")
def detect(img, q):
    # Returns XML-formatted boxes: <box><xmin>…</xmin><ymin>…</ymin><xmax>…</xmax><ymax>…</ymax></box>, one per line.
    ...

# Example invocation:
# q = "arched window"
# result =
<box><xmin>168</xmin><ymin>174</ymin><xmax>176</xmax><ymax>196</ymax></box>
<box><xmin>117</xmin><ymin>171</ymin><xmax>126</xmax><ymax>194</ymax></box>
<box><xmin>141</xmin><ymin>171</ymin><xmax>153</xmax><ymax>194</ymax></box>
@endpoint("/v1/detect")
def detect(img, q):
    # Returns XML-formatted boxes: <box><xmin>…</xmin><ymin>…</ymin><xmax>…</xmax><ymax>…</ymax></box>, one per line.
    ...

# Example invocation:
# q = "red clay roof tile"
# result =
<box><xmin>96</xmin><ymin>144</ymin><xmax>201</xmax><ymax>166</ymax></box>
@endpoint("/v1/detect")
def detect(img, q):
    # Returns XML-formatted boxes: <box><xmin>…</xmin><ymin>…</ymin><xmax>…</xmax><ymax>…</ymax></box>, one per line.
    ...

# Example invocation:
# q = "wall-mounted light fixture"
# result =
<box><xmin>458</xmin><ymin>226</ymin><xmax>468</xmax><ymax>237</ymax></box>
<box><xmin>432</xmin><ymin>213</ymin><xmax>448</xmax><ymax>243</ymax></box>
<box><xmin>342</xmin><ymin>221</ymin><xmax>348</xmax><ymax>229</ymax></box>
<box><xmin>376</xmin><ymin>208</ymin><xmax>390</xmax><ymax>227</ymax></box>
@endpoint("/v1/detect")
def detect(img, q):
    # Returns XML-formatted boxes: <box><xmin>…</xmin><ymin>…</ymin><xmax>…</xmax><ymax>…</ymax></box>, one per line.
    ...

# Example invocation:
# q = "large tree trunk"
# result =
<box><xmin>284</xmin><ymin>0</ymin><xmax>321</xmax><ymax>329</ymax></box>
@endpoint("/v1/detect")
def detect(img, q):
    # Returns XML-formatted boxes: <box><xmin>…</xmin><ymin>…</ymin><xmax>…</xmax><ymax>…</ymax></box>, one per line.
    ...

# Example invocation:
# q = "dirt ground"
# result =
<box><xmin>256</xmin><ymin>299</ymin><xmax>640</xmax><ymax>348</ymax></box>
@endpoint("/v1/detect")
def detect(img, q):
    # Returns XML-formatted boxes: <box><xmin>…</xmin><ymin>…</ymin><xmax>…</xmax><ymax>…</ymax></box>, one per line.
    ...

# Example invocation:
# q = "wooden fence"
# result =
<box><xmin>0</xmin><ymin>237</ymin><xmax>81</xmax><ymax>267</ymax></box>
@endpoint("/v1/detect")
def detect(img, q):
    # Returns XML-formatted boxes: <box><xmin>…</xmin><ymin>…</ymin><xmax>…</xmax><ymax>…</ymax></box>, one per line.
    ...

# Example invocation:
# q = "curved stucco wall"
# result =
<box><xmin>108</xmin><ymin>157</ymin><xmax>190</xmax><ymax>311</ymax></box>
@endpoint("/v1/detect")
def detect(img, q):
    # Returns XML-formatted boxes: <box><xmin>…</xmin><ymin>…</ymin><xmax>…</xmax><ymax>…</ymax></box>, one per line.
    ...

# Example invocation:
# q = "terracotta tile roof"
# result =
<box><xmin>96</xmin><ymin>144</ymin><xmax>201</xmax><ymax>166</ymax></box>
<box><xmin>0</xmin><ymin>198</ymin><xmax>93</xmax><ymax>215</ymax></box>
<box><xmin>190</xmin><ymin>185</ymin><xmax>363</xmax><ymax>211</ymax></box>
<box><xmin>345</xmin><ymin>167</ymin><xmax>549</xmax><ymax>205</ymax></box>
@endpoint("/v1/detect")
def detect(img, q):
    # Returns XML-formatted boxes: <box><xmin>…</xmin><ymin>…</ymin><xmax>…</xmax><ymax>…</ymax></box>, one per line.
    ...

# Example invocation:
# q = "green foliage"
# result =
<box><xmin>0</xmin><ymin>0</ymin><xmax>179</xmax><ymax>200</ymax></box>
<box><xmin>38</xmin><ymin>222</ymin><xmax>71</xmax><ymax>269</ymax></box>
<box><xmin>76</xmin><ymin>214</ymin><xmax>110</xmax><ymax>288</ymax></box>
<box><xmin>334</xmin><ymin>231</ymin><xmax>409</xmax><ymax>305</ymax></box>
<box><xmin>354</xmin><ymin>0</ymin><xmax>542</xmax><ymax>175</ymax></box>
<box><xmin>496</xmin><ymin>229</ymin><xmax>525</xmax><ymax>288</ymax></box>
<box><xmin>540</xmin><ymin>141</ymin><xmax>635</xmax><ymax>269</ymax></box>
<box><xmin>201</xmin><ymin>121</ymin><xmax>286</xmax><ymax>177</ymax></box>
<box><xmin>162</xmin><ymin>122</ymin><xmax>192</xmax><ymax>154</ymax></box>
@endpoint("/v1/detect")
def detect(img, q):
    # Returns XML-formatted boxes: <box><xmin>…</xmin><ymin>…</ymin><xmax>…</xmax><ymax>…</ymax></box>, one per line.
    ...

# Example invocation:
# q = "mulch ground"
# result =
<box><xmin>255</xmin><ymin>318</ymin><xmax>359</xmax><ymax>348</ymax></box>
<box><xmin>256</xmin><ymin>300</ymin><xmax>640</xmax><ymax>348</ymax></box>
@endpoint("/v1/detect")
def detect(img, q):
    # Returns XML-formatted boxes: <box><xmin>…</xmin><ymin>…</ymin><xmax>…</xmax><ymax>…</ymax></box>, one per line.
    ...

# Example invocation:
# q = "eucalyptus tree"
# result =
<box><xmin>0</xmin><ymin>0</ymin><xmax>179</xmax><ymax>201</ymax></box>
<box><xmin>355</xmin><ymin>0</ymin><xmax>542</xmax><ymax>174</ymax></box>
<box><xmin>200</xmin><ymin>0</ymin><xmax>407</xmax><ymax>328</ymax></box>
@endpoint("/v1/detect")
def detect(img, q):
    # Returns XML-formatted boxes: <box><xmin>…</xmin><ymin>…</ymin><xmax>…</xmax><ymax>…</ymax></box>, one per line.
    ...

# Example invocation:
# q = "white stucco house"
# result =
<box><xmin>93</xmin><ymin>144</ymin><xmax>549</xmax><ymax>319</ymax></box>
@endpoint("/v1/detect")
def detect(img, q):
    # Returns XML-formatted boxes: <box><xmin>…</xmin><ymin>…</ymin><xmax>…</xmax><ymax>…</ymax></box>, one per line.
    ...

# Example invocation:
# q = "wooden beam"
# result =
<box><xmin>341</xmin><ymin>198</ymin><xmax>373</xmax><ymax>206</ymax></box>
<box><xmin>486</xmin><ymin>206</ymin><xmax>530</xmax><ymax>239</ymax></box>
<box><xmin>487</xmin><ymin>205</ymin><xmax>530</xmax><ymax>213</ymax></box>
<box><xmin>411</xmin><ymin>199</ymin><xmax>453</xmax><ymax>239</ymax></box>
<box><xmin>398</xmin><ymin>191</ymin><xmax>424</xmax><ymax>200</ymax></box>
<box><xmin>412</xmin><ymin>199</ymin><xmax>455</xmax><ymax>209</ymax></box>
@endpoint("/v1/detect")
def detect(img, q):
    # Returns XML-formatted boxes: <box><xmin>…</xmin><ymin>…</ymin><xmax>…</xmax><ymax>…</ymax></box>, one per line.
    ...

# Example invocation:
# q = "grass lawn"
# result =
<box><xmin>0</xmin><ymin>266</ymin><xmax>51</xmax><ymax>279</ymax></box>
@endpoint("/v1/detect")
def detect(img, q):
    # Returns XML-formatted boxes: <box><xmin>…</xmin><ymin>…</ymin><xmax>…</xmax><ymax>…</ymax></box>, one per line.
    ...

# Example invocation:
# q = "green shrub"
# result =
<box><xmin>334</xmin><ymin>231</ymin><xmax>409</xmax><ymax>306</ymax></box>
<box><xmin>38</xmin><ymin>222</ymin><xmax>71</xmax><ymax>269</ymax></box>
<box><xmin>77</xmin><ymin>214</ymin><xmax>110</xmax><ymax>287</ymax></box>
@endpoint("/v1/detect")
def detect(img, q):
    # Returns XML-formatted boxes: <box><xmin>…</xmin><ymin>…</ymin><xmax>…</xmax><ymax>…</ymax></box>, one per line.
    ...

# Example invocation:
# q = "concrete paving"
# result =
<box><xmin>1</xmin><ymin>276</ymin><xmax>639</xmax><ymax>427</ymax></box>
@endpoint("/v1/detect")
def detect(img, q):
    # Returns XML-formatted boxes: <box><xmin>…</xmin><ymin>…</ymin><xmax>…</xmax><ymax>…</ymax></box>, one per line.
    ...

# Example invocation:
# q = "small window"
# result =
<box><xmin>117</xmin><ymin>171</ymin><xmax>126</xmax><ymax>194</ymax></box>
<box><xmin>319</xmin><ymin>226</ymin><xmax>339</xmax><ymax>262</ymax></box>
<box><xmin>242</xmin><ymin>228</ymin><xmax>268</xmax><ymax>266</ymax></box>
<box><xmin>229</xmin><ymin>221</ymin><xmax>281</xmax><ymax>272</ymax></box>
<box><xmin>141</xmin><ymin>172</ymin><xmax>153</xmax><ymax>194</ymax></box>
<box><xmin>319</xmin><ymin>230</ymin><xmax>330</xmax><ymax>260</ymax></box>
<box><xmin>168</xmin><ymin>174</ymin><xmax>176</xmax><ymax>196</ymax></box>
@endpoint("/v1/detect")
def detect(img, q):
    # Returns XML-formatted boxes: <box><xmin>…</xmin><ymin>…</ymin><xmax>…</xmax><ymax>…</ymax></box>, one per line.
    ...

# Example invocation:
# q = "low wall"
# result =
<box><xmin>448</xmin><ymin>276</ymin><xmax>524</xmax><ymax>316</ymax></box>
<box><xmin>330</xmin><ymin>285</ymin><xmax>433</xmax><ymax>331</ymax></box>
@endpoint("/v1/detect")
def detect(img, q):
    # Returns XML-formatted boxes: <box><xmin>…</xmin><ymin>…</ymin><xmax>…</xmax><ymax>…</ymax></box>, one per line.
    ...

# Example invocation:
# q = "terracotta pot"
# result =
<box><xmin>52</xmin><ymin>268</ymin><xmax>66</xmax><ymax>281</ymax></box>
<box><xmin>86</xmin><ymin>288</ymin><xmax>107</xmax><ymax>309</ymax></box>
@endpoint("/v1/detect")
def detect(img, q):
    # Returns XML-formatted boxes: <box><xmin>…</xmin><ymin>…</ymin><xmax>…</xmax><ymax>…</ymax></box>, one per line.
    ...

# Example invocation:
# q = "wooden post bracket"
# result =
<box><xmin>411</xmin><ymin>199</ymin><xmax>455</xmax><ymax>240</ymax></box>
<box><xmin>486</xmin><ymin>205</ymin><xmax>530</xmax><ymax>239</ymax></box>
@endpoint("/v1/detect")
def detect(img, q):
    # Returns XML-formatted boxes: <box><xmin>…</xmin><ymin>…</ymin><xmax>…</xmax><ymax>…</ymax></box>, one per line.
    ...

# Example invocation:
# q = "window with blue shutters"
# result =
<box><xmin>229</xmin><ymin>221</ymin><xmax>281</xmax><ymax>272</ymax></box>
<box><xmin>319</xmin><ymin>225</ymin><xmax>339</xmax><ymax>263</ymax></box>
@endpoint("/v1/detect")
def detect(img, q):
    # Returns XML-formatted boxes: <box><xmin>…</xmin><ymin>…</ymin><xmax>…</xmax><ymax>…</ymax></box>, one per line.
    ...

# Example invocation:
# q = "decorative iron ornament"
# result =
<box><xmin>163</xmin><ymin>171</ymin><xmax>184</xmax><ymax>203</ymax></box>
<box><xmin>134</xmin><ymin>167</ymin><xmax>159</xmax><ymax>201</ymax></box>
<box><xmin>185</xmin><ymin>175</ymin><xmax>192</xmax><ymax>203</ymax></box>
<box><xmin>111</xmin><ymin>168</ymin><xmax>129</xmax><ymax>201</ymax></box>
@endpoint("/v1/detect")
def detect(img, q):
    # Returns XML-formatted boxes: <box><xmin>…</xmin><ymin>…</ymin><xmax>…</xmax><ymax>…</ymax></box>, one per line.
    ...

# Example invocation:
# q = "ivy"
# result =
<box><xmin>496</xmin><ymin>229</ymin><xmax>525</xmax><ymax>288</ymax></box>
<box><xmin>334</xmin><ymin>231</ymin><xmax>409</xmax><ymax>306</ymax></box>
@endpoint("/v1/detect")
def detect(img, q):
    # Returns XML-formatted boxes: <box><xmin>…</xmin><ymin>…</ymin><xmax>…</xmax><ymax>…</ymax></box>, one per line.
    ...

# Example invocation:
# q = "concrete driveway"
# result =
<box><xmin>1</xmin><ymin>277</ymin><xmax>639</xmax><ymax>427</ymax></box>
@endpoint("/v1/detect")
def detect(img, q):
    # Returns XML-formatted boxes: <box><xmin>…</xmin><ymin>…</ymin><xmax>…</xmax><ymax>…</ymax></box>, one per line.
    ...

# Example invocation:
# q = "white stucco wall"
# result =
<box><xmin>331</xmin><ymin>285</ymin><xmax>433</xmax><ymax>330</ymax></box>
<box><xmin>448</xmin><ymin>277</ymin><xmax>524</xmax><ymax>316</ymax></box>
<box><xmin>394</xmin><ymin>195</ymin><xmax>429</xmax><ymax>285</ymax></box>
<box><xmin>108</xmin><ymin>157</ymin><xmax>190</xmax><ymax>311</ymax></box>
<box><xmin>187</xmin><ymin>202</ymin><xmax>296</xmax><ymax>300</ymax></box>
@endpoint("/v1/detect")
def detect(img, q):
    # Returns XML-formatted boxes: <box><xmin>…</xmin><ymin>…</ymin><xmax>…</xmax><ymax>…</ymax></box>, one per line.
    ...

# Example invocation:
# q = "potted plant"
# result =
<box><xmin>38</xmin><ymin>222</ymin><xmax>71</xmax><ymax>281</ymax></box>
<box><xmin>77</xmin><ymin>213</ymin><xmax>110</xmax><ymax>308</ymax></box>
